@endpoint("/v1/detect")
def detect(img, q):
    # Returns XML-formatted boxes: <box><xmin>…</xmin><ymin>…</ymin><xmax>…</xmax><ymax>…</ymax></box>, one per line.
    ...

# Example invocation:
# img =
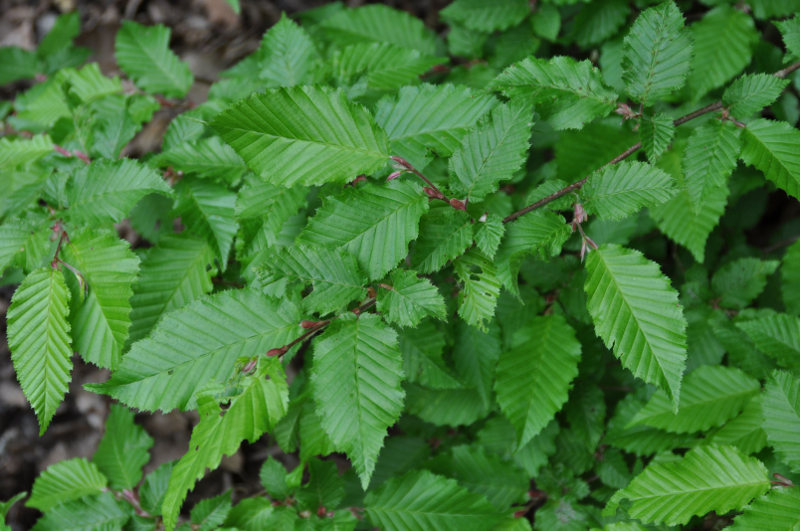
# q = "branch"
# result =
<box><xmin>390</xmin><ymin>156</ymin><xmax>467</xmax><ymax>211</ymax></box>
<box><xmin>775</xmin><ymin>60</ymin><xmax>800</xmax><ymax>79</ymax></box>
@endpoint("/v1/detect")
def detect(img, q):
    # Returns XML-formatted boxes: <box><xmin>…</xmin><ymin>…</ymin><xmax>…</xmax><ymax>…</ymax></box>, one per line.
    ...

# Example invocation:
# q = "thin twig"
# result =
<box><xmin>390</xmin><ymin>156</ymin><xmax>467</xmax><ymax>211</ymax></box>
<box><xmin>775</xmin><ymin>60</ymin><xmax>800</xmax><ymax>79</ymax></box>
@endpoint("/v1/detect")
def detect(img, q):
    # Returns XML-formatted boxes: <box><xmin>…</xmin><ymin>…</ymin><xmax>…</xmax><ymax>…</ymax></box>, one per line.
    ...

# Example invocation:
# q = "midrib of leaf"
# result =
<box><xmin>746</xmin><ymin>132</ymin><xmax>796</xmax><ymax>177</ymax></box>
<box><xmin>640</xmin><ymin>18</ymin><xmax>675</xmax><ymax>102</ymax></box>
<box><xmin>153</xmin><ymin>246</ymin><xmax>209</xmax><ymax>316</ymax></box>
<box><xmin>131</xmin><ymin>30</ymin><xmax>188</xmax><ymax>91</ymax></box>
<box><xmin>631</xmin><ymin>478</ymin><xmax>768</xmax><ymax>499</ymax></box>
<box><xmin>467</xmin><ymin>109</ymin><xmax>525</xmax><ymax>191</ymax></box>
<box><xmin>336</xmin><ymin>194</ymin><xmax>421</xmax><ymax>248</ymax></box>
<box><xmin>220</xmin><ymin>124</ymin><xmax>387</xmax><ymax>158</ymax></box>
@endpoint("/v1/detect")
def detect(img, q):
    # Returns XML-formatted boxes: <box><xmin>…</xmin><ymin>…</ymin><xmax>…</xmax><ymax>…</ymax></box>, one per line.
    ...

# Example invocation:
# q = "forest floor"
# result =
<box><xmin>0</xmin><ymin>1</ymin><xmax>449</xmax><ymax>528</ymax></box>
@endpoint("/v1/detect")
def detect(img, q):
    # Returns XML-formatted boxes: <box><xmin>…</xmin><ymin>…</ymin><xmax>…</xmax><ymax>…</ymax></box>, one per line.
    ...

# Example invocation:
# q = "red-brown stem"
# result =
<box><xmin>391</xmin><ymin>156</ymin><xmax>466</xmax><ymax>210</ymax></box>
<box><xmin>775</xmin><ymin>60</ymin><xmax>800</xmax><ymax>79</ymax></box>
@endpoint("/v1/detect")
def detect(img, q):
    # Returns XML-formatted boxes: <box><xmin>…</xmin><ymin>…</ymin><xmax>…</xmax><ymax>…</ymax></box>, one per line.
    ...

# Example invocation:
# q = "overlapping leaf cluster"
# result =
<box><xmin>2</xmin><ymin>1</ymin><xmax>800</xmax><ymax>529</ymax></box>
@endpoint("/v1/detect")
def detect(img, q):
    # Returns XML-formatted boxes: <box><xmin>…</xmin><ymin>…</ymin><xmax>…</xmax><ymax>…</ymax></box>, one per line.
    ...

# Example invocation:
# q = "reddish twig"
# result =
<box><xmin>54</xmin><ymin>144</ymin><xmax>91</xmax><ymax>164</ymax></box>
<box><xmin>390</xmin><ymin>156</ymin><xmax>467</xmax><ymax>211</ymax></box>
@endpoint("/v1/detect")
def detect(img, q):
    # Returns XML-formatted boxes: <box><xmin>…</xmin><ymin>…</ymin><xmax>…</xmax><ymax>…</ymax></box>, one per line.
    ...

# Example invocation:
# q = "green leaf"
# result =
<box><xmin>127</xmin><ymin>235</ymin><xmax>215</xmax><ymax>344</ymax></box>
<box><xmin>711</xmin><ymin>257</ymin><xmax>779</xmax><ymax>309</ymax></box>
<box><xmin>737</xmin><ymin>313</ymin><xmax>800</xmax><ymax>371</ymax></box>
<box><xmin>27</xmin><ymin>458</ymin><xmax>107</xmax><ymax>511</ymax></box>
<box><xmin>688</xmin><ymin>6</ymin><xmax>758</xmax><ymax>99</ymax></box>
<box><xmin>174</xmin><ymin>178</ymin><xmax>237</xmax><ymax>262</ymax></box>
<box><xmin>683</xmin><ymin>121</ymin><xmax>741</xmax><ymax>208</ymax></box>
<box><xmin>139</xmin><ymin>461</ymin><xmax>173</xmax><ymax>516</ymax></box>
<box><xmin>640</xmin><ymin>113</ymin><xmax>675</xmax><ymax>161</ymax></box>
<box><xmin>495</xmin><ymin>314</ymin><xmax>581</xmax><ymax>447</ymax></box>
<box><xmin>629</xmin><ymin>365</ymin><xmax>760</xmax><ymax>433</ymax></box>
<box><xmin>399</xmin><ymin>320</ymin><xmax>462</xmax><ymax>390</ymax></box>
<box><xmin>259</xmin><ymin>458</ymin><xmax>289</xmax><ymax>500</ymax></box>
<box><xmin>441</xmin><ymin>0</ymin><xmax>530</xmax><ymax>32</ymax></box>
<box><xmin>332</xmin><ymin>42</ymin><xmax>445</xmax><ymax>92</ymax></box>
<box><xmin>708</xmin><ymin>394</ymin><xmax>767</xmax><ymax>455</ymax></box>
<box><xmin>212</xmin><ymin>86</ymin><xmax>389</xmax><ymax>187</ymax></box>
<box><xmin>730</xmin><ymin>487</ymin><xmax>800</xmax><ymax>530</ymax></box>
<box><xmin>310</xmin><ymin>314</ymin><xmax>404</xmax><ymax>488</ymax></box>
<box><xmin>62</xmin><ymin>230</ymin><xmax>139</xmax><ymax>369</ymax></box>
<box><xmin>0</xmin><ymin>46</ymin><xmax>38</xmax><ymax>85</ymax></box>
<box><xmin>377</xmin><ymin>270</ymin><xmax>446</xmax><ymax>327</ymax></box>
<box><xmin>474</xmin><ymin>215</ymin><xmax>505</xmax><ymax>259</ymax></box>
<box><xmin>454</xmin><ymin>249</ymin><xmax>502</xmax><ymax>331</ymax></box>
<box><xmin>740</xmin><ymin>119</ymin><xmax>800</xmax><ymax>201</ymax></box>
<box><xmin>365</xmin><ymin>470</ymin><xmax>504</xmax><ymax>530</ymax></box>
<box><xmin>605</xmin><ymin>444</ymin><xmax>770</xmax><ymax>525</ymax></box>
<box><xmin>375</xmin><ymin>84</ymin><xmax>497</xmax><ymax>168</ymax></box>
<box><xmin>777</xmin><ymin>14</ymin><xmax>800</xmax><ymax>60</ymax></box>
<box><xmin>491</xmin><ymin>56</ymin><xmax>617</xmax><ymax>130</ymax></box>
<box><xmin>65</xmin><ymin>158</ymin><xmax>172</xmax><ymax>225</ymax></box>
<box><xmin>623</xmin><ymin>1</ymin><xmax>692</xmax><ymax>104</ymax></box>
<box><xmin>37</xmin><ymin>11</ymin><xmax>81</xmax><ymax>58</ymax></box>
<box><xmin>0</xmin><ymin>492</ymin><xmax>25</xmax><ymax>524</ymax></box>
<box><xmin>410</xmin><ymin>207</ymin><xmax>473</xmax><ymax>274</ymax></box>
<box><xmin>584</xmin><ymin>244</ymin><xmax>687</xmax><ymax>406</ymax></box>
<box><xmin>452</xmin><ymin>320</ymin><xmax>501</xmax><ymax>406</ymax></box>
<box><xmin>191</xmin><ymin>491</ymin><xmax>232</xmax><ymax>531</ymax></box>
<box><xmin>605</xmin><ymin>394</ymin><xmax>697</xmax><ymax>456</ymax></box>
<box><xmin>723</xmin><ymin>74</ymin><xmax>790</xmax><ymax>117</ymax></box>
<box><xmin>7</xmin><ymin>268</ymin><xmax>72</xmax><ymax>434</ymax></box>
<box><xmin>0</xmin><ymin>223</ymin><xmax>30</xmax><ymax>276</ymax></box>
<box><xmin>449</xmin><ymin>99</ymin><xmax>533</xmax><ymax>201</ymax></box>
<box><xmin>152</xmin><ymin>137</ymin><xmax>246</xmax><ymax>184</ymax></box>
<box><xmin>63</xmin><ymin>63</ymin><xmax>122</xmax><ymax>103</ymax></box>
<box><xmin>31</xmin><ymin>492</ymin><xmax>128</xmax><ymax>531</ymax></box>
<box><xmin>92</xmin><ymin>403</ymin><xmax>153</xmax><ymax>489</ymax></box>
<box><xmin>581</xmin><ymin>161</ymin><xmax>676</xmax><ymax>220</ymax></box>
<box><xmin>782</xmin><ymin>239</ymin><xmax>800</xmax><ymax>315</ymax></box>
<box><xmin>0</xmin><ymin>134</ymin><xmax>54</xmax><ymax>169</ymax></box>
<box><xmin>88</xmin><ymin>290</ymin><xmax>299</xmax><ymax>412</ymax></box>
<box><xmin>762</xmin><ymin>371</ymin><xmax>800</xmax><ymax>472</ymax></box>
<box><xmin>298</xmin><ymin>180</ymin><xmax>428</xmax><ymax>280</ymax></box>
<box><xmin>115</xmin><ymin>20</ymin><xmax>193</xmax><ymax>97</ymax></box>
<box><xmin>162</xmin><ymin>358</ymin><xmax>289</xmax><ymax>531</ymax></box>
<box><xmin>318</xmin><ymin>4</ymin><xmax>438</xmax><ymax>56</ymax></box>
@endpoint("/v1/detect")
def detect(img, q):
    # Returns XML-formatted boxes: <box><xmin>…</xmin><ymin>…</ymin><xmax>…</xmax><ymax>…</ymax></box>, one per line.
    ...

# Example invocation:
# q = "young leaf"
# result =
<box><xmin>604</xmin><ymin>445</ymin><xmax>769</xmax><ymax>525</ymax></box>
<box><xmin>332</xmin><ymin>42</ymin><xmax>446</xmax><ymax>92</ymax></box>
<box><xmin>776</xmin><ymin>15</ymin><xmax>800</xmax><ymax>60</ymax></box>
<box><xmin>411</xmin><ymin>207</ymin><xmax>474</xmax><ymax>274</ymax></box>
<box><xmin>127</xmin><ymin>235</ymin><xmax>215</xmax><ymax>344</ymax></box>
<box><xmin>441</xmin><ymin>0</ymin><xmax>530</xmax><ymax>33</ymax></box>
<box><xmin>740</xmin><ymin>119</ymin><xmax>800</xmax><ymax>201</ymax></box>
<box><xmin>723</xmin><ymin>74</ymin><xmax>790</xmax><ymax>117</ymax></box>
<box><xmin>190</xmin><ymin>491</ymin><xmax>232</xmax><ymax>530</ymax></box>
<box><xmin>0</xmin><ymin>493</ymin><xmax>25</xmax><ymax>525</ymax></box>
<box><xmin>92</xmin><ymin>404</ymin><xmax>153</xmax><ymax>489</ymax></box>
<box><xmin>0</xmin><ymin>222</ymin><xmax>30</xmax><ymax>276</ymax></box>
<box><xmin>454</xmin><ymin>250</ymin><xmax>502</xmax><ymax>331</ymax></box>
<box><xmin>711</xmin><ymin>257</ymin><xmax>779</xmax><ymax>309</ymax></box>
<box><xmin>115</xmin><ymin>21</ymin><xmax>193</xmax><ymax>97</ymax></box>
<box><xmin>682</xmin><ymin>121</ymin><xmax>741</xmax><ymax>208</ymax></box>
<box><xmin>26</xmin><ymin>458</ymin><xmax>107</xmax><ymax>511</ymax></box>
<box><xmin>152</xmin><ymin>137</ymin><xmax>246</xmax><ymax>184</ymax></box>
<box><xmin>449</xmin><ymin>99</ymin><xmax>533</xmax><ymax>201</ymax></box>
<box><xmin>162</xmin><ymin>359</ymin><xmax>289</xmax><ymax>531</ymax></box>
<box><xmin>399</xmin><ymin>321</ymin><xmax>462</xmax><ymax>390</ymax></box>
<box><xmin>62</xmin><ymin>230</ymin><xmax>139</xmax><ymax>369</ymax></box>
<box><xmin>174</xmin><ymin>178</ymin><xmax>237</xmax><ymax>263</ymax></box>
<box><xmin>0</xmin><ymin>134</ymin><xmax>54</xmax><ymax>169</ymax></box>
<box><xmin>581</xmin><ymin>161</ymin><xmax>676</xmax><ymax>220</ymax></box>
<box><xmin>7</xmin><ymin>268</ymin><xmax>72</xmax><ymax>434</ymax></box>
<box><xmin>495</xmin><ymin>314</ymin><xmax>581</xmax><ymax>447</ymax></box>
<box><xmin>584</xmin><ymin>244</ymin><xmax>687</xmax><ymax>406</ymax></box>
<box><xmin>375</xmin><ymin>84</ymin><xmax>497</xmax><ymax>168</ymax></box>
<box><xmin>365</xmin><ymin>470</ymin><xmax>504</xmax><ymax>530</ymax></box>
<box><xmin>623</xmin><ymin>1</ymin><xmax>692</xmax><ymax>104</ymax></box>
<box><xmin>491</xmin><ymin>56</ymin><xmax>617</xmax><ymax>130</ymax></box>
<box><xmin>0</xmin><ymin>46</ymin><xmax>38</xmax><ymax>85</ymax></box>
<box><xmin>298</xmin><ymin>180</ymin><xmax>428</xmax><ymax>280</ymax></box>
<box><xmin>377</xmin><ymin>270</ymin><xmax>446</xmax><ymax>328</ymax></box>
<box><xmin>708</xmin><ymin>394</ymin><xmax>767</xmax><ymax>455</ymax></box>
<box><xmin>88</xmin><ymin>290</ymin><xmax>299</xmax><ymax>412</ymax></box>
<box><xmin>474</xmin><ymin>215</ymin><xmax>505</xmax><ymax>259</ymax></box>
<box><xmin>65</xmin><ymin>158</ymin><xmax>173</xmax><ymax>225</ymax></box>
<box><xmin>688</xmin><ymin>6</ymin><xmax>758</xmax><ymax>98</ymax></box>
<box><xmin>212</xmin><ymin>86</ymin><xmax>389</xmax><ymax>187</ymax></box>
<box><xmin>736</xmin><ymin>313</ymin><xmax>800</xmax><ymax>371</ymax></box>
<box><xmin>762</xmin><ymin>371</ymin><xmax>800</xmax><ymax>472</ymax></box>
<box><xmin>640</xmin><ymin>113</ymin><xmax>675</xmax><ymax>161</ymax></box>
<box><xmin>628</xmin><ymin>365</ymin><xmax>760</xmax><ymax>433</ymax></box>
<box><xmin>730</xmin><ymin>487</ymin><xmax>800</xmax><ymax>530</ymax></box>
<box><xmin>32</xmin><ymin>492</ymin><xmax>128</xmax><ymax>530</ymax></box>
<box><xmin>782</xmin><ymin>239</ymin><xmax>800</xmax><ymax>315</ymax></box>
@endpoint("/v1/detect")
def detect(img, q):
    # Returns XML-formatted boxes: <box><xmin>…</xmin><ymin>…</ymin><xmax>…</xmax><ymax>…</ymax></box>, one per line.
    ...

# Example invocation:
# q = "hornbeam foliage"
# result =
<box><xmin>3</xmin><ymin>2</ymin><xmax>800</xmax><ymax>529</ymax></box>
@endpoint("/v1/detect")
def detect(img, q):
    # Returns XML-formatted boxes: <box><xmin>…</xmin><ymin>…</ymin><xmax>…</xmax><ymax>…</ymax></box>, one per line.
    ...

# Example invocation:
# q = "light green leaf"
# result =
<box><xmin>452</xmin><ymin>320</ymin><xmax>501</xmax><ymax>407</ymax></box>
<box><xmin>0</xmin><ymin>492</ymin><xmax>25</xmax><ymax>524</ymax></box>
<box><xmin>62</xmin><ymin>230</ymin><xmax>139</xmax><ymax>369</ymax></box>
<box><xmin>449</xmin><ymin>99</ymin><xmax>533</xmax><ymax>201</ymax></box>
<box><xmin>688</xmin><ymin>6</ymin><xmax>758</xmax><ymax>99</ymax></box>
<box><xmin>495</xmin><ymin>314</ymin><xmax>581</xmax><ymax>447</ymax></box>
<box><xmin>7</xmin><ymin>268</ymin><xmax>72</xmax><ymax>434</ymax></box>
<box><xmin>115</xmin><ymin>20</ymin><xmax>193</xmax><ymax>97</ymax></box>
<box><xmin>640</xmin><ymin>113</ymin><xmax>675</xmax><ymax>161</ymax></box>
<box><xmin>623</xmin><ymin>1</ymin><xmax>692</xmax><ymax>104</ymax></box>
<box><xmin>375</xmin><ymin>83</ymin><xmax>497</xmax><ymax>168</ymax></box>
<box><xmin>581</xmin><ymin>161</ymin><xmax>676</xmax><ymax>220</ymax></box>
<box><xmin>212</xmin><ymin>86</ymin><xmax>389</xmax><ymax>187</ymax></box>
<box><xmin>152</xmin><ymin>137</ymin><xmax>246</xmax><ymax>184</ymax></box>
<box><xmin>410</xmin><ymin>207</ymin><xmax>473</xmax><ymax>274</ymax></box>
<box><xmin>730</xmin><ymin>487</ymin><xmax>800</xmax><ymax>530</ymax></box>
<box><xmin>65</xmin><ymin>158</ymin><xmax>172</xmax><ymax>225</ymax></box>
<box><xmin>737</xmin><ymin>313</ymin><xmax>800</xmax><ymax>371</ymax></box>
<box><xmin>63</xmin><ymin>63</ymin><xmax>122</xmax><ymax>103</ymax></box>
<box><xmin>298</xmin><ymin>180</ymin><xmax>428</xmax><ymax>280</ymax></box>
<box><xmin>711</xmin><ymin>257</ymin><xmax>778</xmax><ymax>309</ymax></box>
<box><xmin>740</xmin><ymin>119</ymin><xmax>800</xmax><ymax>201</ymax></box>
<box><xmin>708</xmin><ymin>394</ymin><xmax>767</xmax><ymax>455</ymax></box>
<box><xmin>455</xmin><ymin>249</ymin><xmax>502</xmax><ymax>331</ymax></box>
<box><xmin>0</xmin><ymin>134</ymin><xmax>53</xmax><ymax>169</ymax></box>
<box><xmin>365</xmin><ymin>470</ymin><xmax>504</xmax><ymax>530</ymax></box>
<box><xmin>441</xmin><ymin>0</ymin><xmax>530</xmax><ymax>32</ymax></box>
<box><xmin>377</xmin><ymin>270</ymin><xmax>446</xmax><ymax>327</ymax></box>
<box><xmin>629</xmin><ymin>365</ymin><xmax>760</xmax><ymax>433</ymax></box>
<box><xmin>310</xmin><ymin>314</ymin><xmax>404</xmax><ymax>488</ymax></box>
<box><xmin>782</xmin><ymin>239</ymin><xmax>800</xmax><ymax>315</ymax></box>
<box><xmin>88</xmin><ymin>290</ymin><xmax>299</xmax><ymax>412</ymax></box>
<box><xmin>572</xmin><ymin>0</ymin><xmax>628</xmax><ymax>48</ymax></box>
<box><xmin>0</xmin><ymin>46</ymin><xmax>38</xmax><ymax>85</ymax></box>
<box><xmin>0</xmin><ymin>222</ymin><xmax>30</xmax><ymax>276</ymax></box>
<box><xmin>162</xmin><ymin>358</ymin><xmax>289</xmax><ymax>531</ymax></box>
<box><xmin>585</xmin><ymin>244</ymin><xmax>687</xmax><ymax>406</ymax></box>
<box><xmin>723</xmin><ymin>73</ymin><xmax>790</xmax><ymax>117</ymax></box>
<box><xmin>174</xmin><ymin>178</ymin><xmax>237</xmax><ymax>263</ymax></box>
<box><xmin>27</xmin><ymin>458</ymin><xmax>107</xmax><ymax>511</ymax></box>
<box><xmin>491</xmin><ymin>56</ymin><xmax>617</xmax><ymax>130</ymax></box>
<box><xmin>190</xmin><ymin>491</ymin><xmax>232</xmax><ymax>531</ymax></box>
<box><xmin>332</xmin><ymin>42</ymin><xmax>445</xmax><ymax>91</ymax></box>
<box><xmin>605</xmin><ymin>394</ymin><xmax>697</xmax><ymax>456</ymax></box>
<box><xmin>92</xmin><ymin>403</ymin><xmax>153</xmax><ymax>489</ymax></box>
<box><xmin>251</xmin><ymin>14</ymin><xmax>321</xmax><ymax>87</ymax></box>
<box><xmin>399</xmin><ymin>320</ymin><xmax>462</xmax><ymax>390</ymax></box>
<box><xmin>683</xmin><ymin>121</ymin><xmax>741</xmax><ymax>208</ymax></box>
<box><xmin>31</xmin><ymin>492</ymin><xmax>128</xmax><ymax>531</ymax></box>
<box><xmin>777</xmin><ymin>15</ymin><xmax>800</xmax><ymax>60</ymax></box>
<box><xmin>604</xmin><ymin>444</ymin><xmax>770</xmax><ymax>525</ymax></box>
<box><xmin>762</xmin><ymin>371</ymin><xmax>800</xmax><ymax>471</ymax></box>
<box><xmin>127</xmin><ymin>235</ymin><xmax>215</xmax><ymax>344</ymax></box>
<box><xmin>474</xmin><ymin>214</ymin><xmax>505</xmax><ymax>259</ymax></box>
